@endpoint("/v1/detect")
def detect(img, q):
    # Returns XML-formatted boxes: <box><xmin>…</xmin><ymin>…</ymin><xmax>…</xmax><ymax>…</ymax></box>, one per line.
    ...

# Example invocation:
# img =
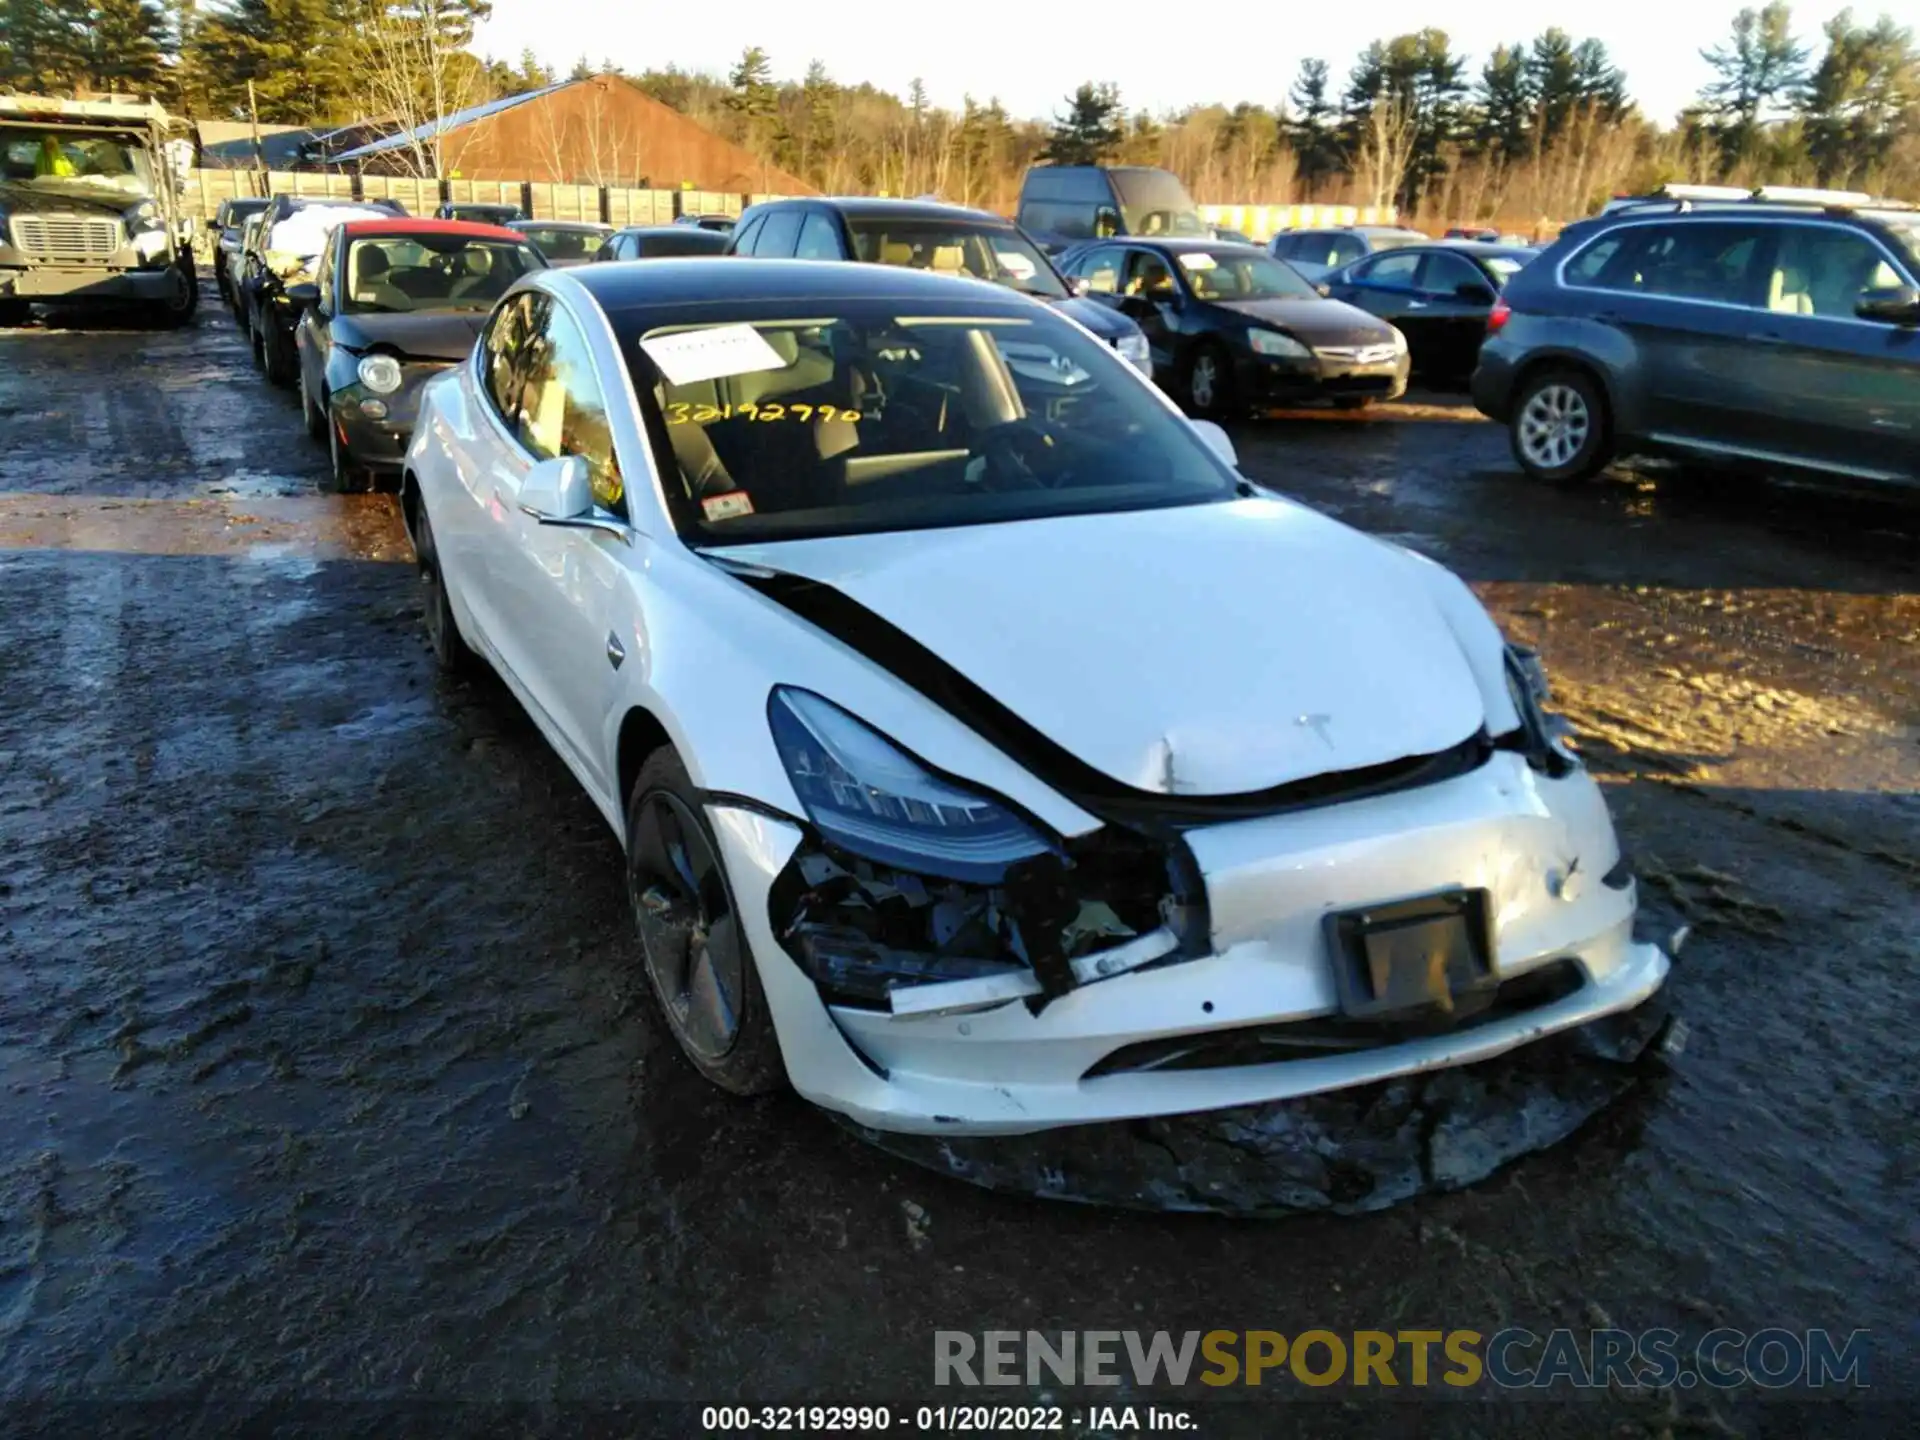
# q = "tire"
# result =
<box><xmin>1510</xmin><ymin>368</ymin><xmax>1613</xmax><ymax>482</ymax></box>
<box><xmin>625</xmin><ymin>748</ymin><xmax>786</xmax><ymax>1097</ymax></box>
<box><xmin>1183</xmin><ymin>343</ymin><xmax>1237</xmax><ymax>420</ymax></box>
<box><xmin>1333</xmin><ymin>395</ymin><xmax>1374</xmax><ymax>411</ymax></box>
<box><xmin>411</xmin><ymin>495</ymin><xmax>478</xmax><ymax>676</ymax></box>
<box><xmin>262</xmin><ymin>315</ymin><xmax>296</xmax><ymax>387</ymax></box>
<box><xmin>328</xmin><ymin>414</ymin><xmax>371</xmax><ymax>493</ymax></box>
<box><xmin>248</xmin><ymin>302</ymin><xmax>266</xmax><ymax>371</ymax></box>
<box><xmin>150</xmin><ymin>261</ymin><xmax>197</xmax><ymax>329</ymax></box>
<box><xmin>300</xmin><ymin>368</ymin><xmax>326</xmax><ymax>443</ymax></box>
<box><xmin>0</xmin><ymin>300</ymin><xmax>30</xmax><ymax>328</ymax></box>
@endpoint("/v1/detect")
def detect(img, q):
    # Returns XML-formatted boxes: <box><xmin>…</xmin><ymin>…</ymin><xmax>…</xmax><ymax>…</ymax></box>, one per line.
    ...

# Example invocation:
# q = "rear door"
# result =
<box><xmin>1745</xmin><ymin>221</ymin><xmax>1920</xmax><ymax>482</ymax></box>
<box><xmin>1564</xmin><ymin>220</ymin><xmax>1773</xmax><ymax>450</ymax></box>
<box><xmin>1410</xmin><ymin>249</ymin><xmax>1501</xmax><ymax>380</ymax></box>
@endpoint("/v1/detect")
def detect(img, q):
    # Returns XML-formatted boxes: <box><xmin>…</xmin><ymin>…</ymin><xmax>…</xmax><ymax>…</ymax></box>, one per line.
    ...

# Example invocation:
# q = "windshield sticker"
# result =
<box><xmin>639</xmin><ymin>324</ymin><xmax>788</xmax><ymax>387</ymax></box>
<box><xmin>994</xmin><ymin>250</ymin><xmax>1036</xmax><ymax>279</ymax></box>
<box><xmin>700</xmin><ymin>490</ymin><xmax>755</xmax><ymax>521</ymax></box>
<box><xmin>665</xmin><ymin>401</ymin><xmax>855</xmax><ymax>425</ymax></box>
<box><xmin>1177</xmin><ymin>253</ymin><xmax>1219</xmax><ymax>271</ymax></box>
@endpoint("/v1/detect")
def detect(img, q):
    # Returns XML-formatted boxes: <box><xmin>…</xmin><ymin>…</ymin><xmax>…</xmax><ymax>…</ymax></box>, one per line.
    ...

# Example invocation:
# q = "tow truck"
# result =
<box><xmin>0</xmin><ymin>93</ymin><xmax>198</xmax><ymax>326</ymax></box>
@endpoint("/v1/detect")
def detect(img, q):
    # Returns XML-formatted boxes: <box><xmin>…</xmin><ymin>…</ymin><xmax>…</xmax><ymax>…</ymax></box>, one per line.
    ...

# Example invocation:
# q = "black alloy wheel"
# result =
<box><xmin>625</xmin><ymin>749</ymin><xmax>785</xmax><ymax>1096</ymax></box>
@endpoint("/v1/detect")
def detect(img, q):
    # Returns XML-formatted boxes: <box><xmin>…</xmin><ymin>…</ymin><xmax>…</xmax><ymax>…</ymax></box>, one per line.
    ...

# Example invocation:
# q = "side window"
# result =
<box><xmin>1358</xmin><ymin>251</ymin><xmax>1421</xmax><ymax>286</ymax></box>
<box><xmin>480</xmin><ymin>291</ymin><xmax>536</xmax><ymax>423</ymax></box>
<box><xmin>1019</xmin><ymin>201</ymin><xmax>1092</xmax><ymax>240</ymax></box>
<box><xmin>795</xmin><ymin>211</ymin><xmax>843</xmax><ymax>260</ymax></box>
<box><xmin>730</xmin><ymin>213</ymin><xmax>766</xmax><ymax>255</ymax></box>
<box><xmin>516</xmin><ymin>299</ymin><xmax>626</xmax><ymax>516</ymax></box>
<box><xmin>1329</xmin><ymin>235</ymin><xmax>1365</xmax><ymax>267</ymax></box>
<box><xmin>1577</xmin><ymin>223</ymin><xmax>1767</xmax><ymax>306</ymax></box>
<box><xmin>313</xmin><ymin>240</ymin><xmax>335</xmax><ymax>312</ymax></box>
<box><xmin>1421</xmin><ymin>252</ymin><xmax>1483</xmax><ymax>294</ymax></box>
<box><xmin>1769</xmin><ymin>226</ymin><xmax>1909</xmax><ymax>319</ymax></box>
<box><xmin>755</xmin><ymin>209</ymin><xmax>803</xmax><ymax>258</ymax></box>
<box><xmin>1565</xmin><ymin>235</ymin><xmax>1623</xmax><ymax>285</ymax></box>
<box><xmin>1122</xmin><ymin>248</ymin><xmax>1176</xmax><ymax>297</ymax></box>
<box><xmin>1075</xmin><ymin>246</ymin><xmax>1124</xmax><ymax>293</ymax></box>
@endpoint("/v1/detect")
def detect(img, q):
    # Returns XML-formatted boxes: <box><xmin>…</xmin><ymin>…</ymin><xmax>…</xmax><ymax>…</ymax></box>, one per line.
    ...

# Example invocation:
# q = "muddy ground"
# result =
<box><xmin>1</xmin><ymin>298</ymin><xmax>1915</xmax><ymax>1438</ymax></box>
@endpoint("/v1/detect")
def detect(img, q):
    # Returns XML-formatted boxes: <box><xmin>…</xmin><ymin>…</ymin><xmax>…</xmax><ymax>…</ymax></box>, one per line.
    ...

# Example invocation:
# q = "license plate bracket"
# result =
<box><xmin>1324</xmin><ymin>889</ymin><xmax>1496</xmax><ymax>1018</ymax></box>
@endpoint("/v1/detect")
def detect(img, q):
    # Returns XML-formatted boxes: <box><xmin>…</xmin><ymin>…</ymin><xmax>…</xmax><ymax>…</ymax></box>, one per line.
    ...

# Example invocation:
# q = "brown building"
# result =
<box><xmin>326</xmin><ymin>75</ymin><xmax>813</xmax><ymax>195</ymax></box>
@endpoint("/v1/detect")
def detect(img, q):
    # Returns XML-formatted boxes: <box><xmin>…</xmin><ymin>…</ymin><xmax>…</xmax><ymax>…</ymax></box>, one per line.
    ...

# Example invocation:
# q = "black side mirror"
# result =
<box><xmin>1456</xmin><ymin>281</ymin><xmax>1497</xmax><ymax>305</ymax></box>
<box><xmin>285</xmin><ymin>281</ymin><xmax>319</xmax><ymax>308</ymax></box>
<box><xmin>1856</xmin><ymin>285</ymin><xmax>1920</xmax><ymax>326</ymax></box>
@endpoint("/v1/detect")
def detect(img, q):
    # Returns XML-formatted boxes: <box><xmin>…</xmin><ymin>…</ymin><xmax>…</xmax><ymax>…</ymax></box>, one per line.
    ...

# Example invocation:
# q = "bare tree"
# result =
<box><xmin>353</xmin><ymin>0</ymin><xmax>491</xmax><ymax>178</ymax></box>
<box><xmin>1351</xmin><ymin>93</ymin><xmax>1417</xmax><ymax>211</ymax></box>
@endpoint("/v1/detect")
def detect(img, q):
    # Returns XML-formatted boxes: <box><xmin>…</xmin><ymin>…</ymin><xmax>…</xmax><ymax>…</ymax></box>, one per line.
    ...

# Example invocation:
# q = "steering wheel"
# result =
<box><xmin>973</xmin><ymin>420</ymin><xmax>1073</xmax><ymax>492</ymax></box>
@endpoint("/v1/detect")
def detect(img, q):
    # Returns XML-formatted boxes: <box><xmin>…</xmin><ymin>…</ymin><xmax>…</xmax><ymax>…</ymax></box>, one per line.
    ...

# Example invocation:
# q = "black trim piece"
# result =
<box><xmin>731</xmin><ymin>567</ymin><xmax>1493</xmax><ymax>833</ymax></box>
<box><xmin>696</xmin><ymin>789</ymin><xmax>805</xmax><ymax>826</ymax></box>
<box><xmin>1602</xmin><ymin>851</ymin><xmax>1635</xmax><ymax>891</ymax></box>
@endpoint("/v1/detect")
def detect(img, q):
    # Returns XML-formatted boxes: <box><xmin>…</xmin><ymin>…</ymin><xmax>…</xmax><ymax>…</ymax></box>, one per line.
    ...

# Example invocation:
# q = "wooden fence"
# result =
<box><xmin>182</xmin><ymin>169</ymin><xmax>766</xmax><ymax>226</ymax></box>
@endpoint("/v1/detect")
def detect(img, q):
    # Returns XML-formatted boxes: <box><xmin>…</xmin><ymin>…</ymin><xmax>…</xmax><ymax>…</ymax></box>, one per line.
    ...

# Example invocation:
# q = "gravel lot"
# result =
<box><xmin>1</xmin><ymin>297</ymin><xmax>1915</xmax><ymax>1437</ymax></box>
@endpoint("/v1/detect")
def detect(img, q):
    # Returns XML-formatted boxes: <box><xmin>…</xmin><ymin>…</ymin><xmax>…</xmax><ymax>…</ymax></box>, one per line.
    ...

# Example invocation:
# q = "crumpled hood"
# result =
<box><xmin>0</xmin><ymin>178</ymin><xmax>141</xmax><ymax>218</ymax></box>
<box><xmin>334</xmin><ymin>310</ymin><xmax>487</xmax><ymax>362</ymax></box>
<box><xmin>1216</xmin><ymin>295</ymin><xmax>1396</xmax><ymax>348</ymax></box>
<box><xmin>721</xmin><ymin>498</ymin><xmax>1492</xmax><ymax>796</ymax></box>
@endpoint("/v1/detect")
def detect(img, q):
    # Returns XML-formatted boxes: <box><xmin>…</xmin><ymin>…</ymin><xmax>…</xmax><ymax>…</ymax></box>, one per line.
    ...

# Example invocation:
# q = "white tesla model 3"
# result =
<box><xmin>400</xmin><ymin>258</ymin><xmax>1668</xmax><ymax>1136</ymax></box>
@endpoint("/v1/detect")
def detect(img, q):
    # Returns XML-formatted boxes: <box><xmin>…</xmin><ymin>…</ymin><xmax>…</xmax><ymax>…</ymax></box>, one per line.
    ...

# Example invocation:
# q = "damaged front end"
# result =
<box><xmin>764</xmin><ymin>685</ymin><xmax>1208</xmax><ymax>1021</ymax></box>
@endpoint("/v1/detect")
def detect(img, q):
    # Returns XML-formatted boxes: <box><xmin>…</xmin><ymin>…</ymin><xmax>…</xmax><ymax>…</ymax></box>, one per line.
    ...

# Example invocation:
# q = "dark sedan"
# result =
<box><xmin>594</xmin><ymin>225</ymin><xmax>731</xmax><ymax>261</ymax></box>
<box><xmin>508</xmin><ymin>219</ymin><xmax>611</xmax><ymax>268</ymax></box>
<box><xmin>1324</xmin><ymin>242</ymin><xmax>1538</xmax><ymax>384</ymax></box>
<box><xmin>213</xmin><ymin>196</ymin><xmax>270</xmax><ymax>307</ymax></box>
<box><xmin>239</xmin><ymin>195</ymin><xmax>406</xmax><ymax>387</ymax></box>
<box><xmin>1056</xmin><ymin>237</ymin><xmax>1410</xmax><ymax>416</ymax></box>
<box><xmin>727</xmin><ymin>196</ymin><xmax>1156</xmax><ymax>379</ymax></box>
<box><xmin>435</xmin><ymin>201</ymin><xmax>523</xmax><ymax>225</ymax></box>
<box><xmin>289</xmin><ymin>218</ymin><xmax>546</xmax><ymax>491</ymax></box>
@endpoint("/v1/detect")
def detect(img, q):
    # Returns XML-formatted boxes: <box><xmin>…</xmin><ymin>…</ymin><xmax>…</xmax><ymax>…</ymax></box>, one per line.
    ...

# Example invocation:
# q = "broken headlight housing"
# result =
<box><xmin>768</xmin><ymin>687</ymin><xmax>1055</xmax><ymax>884</ymax></box>
<box><xmin>1504</xmin><ymin>643</ymin><xmax>1575</xmax><ymax>776</ymax></box>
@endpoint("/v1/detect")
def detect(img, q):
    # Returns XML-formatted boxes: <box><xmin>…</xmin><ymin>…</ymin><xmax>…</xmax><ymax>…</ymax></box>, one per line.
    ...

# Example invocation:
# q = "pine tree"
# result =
<box><xmin>190</xmin><ymin>0</ymin><xmax>364</xmax><ymax>121</ymax></box>
<box><xmin>1699</xmin><ymin>2</ymin><xmax>1810</xmax><ymax>167</ymax></box>
<box><xmin>1800</xmin><ymin>11</ymin><xmax>1918</xmax><ymax>185</ymax></box>
<box><xmin>74</xmin><ymin>0</ymin><xmax>167</xmax><ymax>93</ymax></box>
<box><xmin>1042</xmin><ymin>81</ymin><xmax>1122</xmax><ymax>165</ymax></box>
<box><xmin>1476</xmin><ymin>43</ymin><xmax>1533</xmax><ymax>160</ymax></box>
<box><xmin>725</xmin><ymin>43</ymin><xmax>778</xmax><ymax>155</ymax></box>
<box><xmin>1287</xmin><ymin>58</ymin><xmax>1342</xmax><ymax>195</ymax></box>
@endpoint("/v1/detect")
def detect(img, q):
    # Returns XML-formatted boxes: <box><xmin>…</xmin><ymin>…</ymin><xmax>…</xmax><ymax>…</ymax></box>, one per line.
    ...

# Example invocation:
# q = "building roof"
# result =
<box><xmin>340</xmin><ymin>218</ymin><xmax>529</xmax><ymax>243</ymax></box>
<box><xmin>326</xmin><ymin>83</ymin><xmax>571</xmax><ymax>164</ymax></box>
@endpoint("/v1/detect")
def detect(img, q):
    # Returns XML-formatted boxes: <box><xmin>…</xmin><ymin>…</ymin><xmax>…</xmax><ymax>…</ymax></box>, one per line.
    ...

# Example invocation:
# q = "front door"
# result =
<box><xmin>1744</xmin><ymin>223</ymin><xmax>1920</xmax><ymax>482</ymax></box>
<box><xmin>492</xmin><ymin>293</ymin><xmax>633</xmax><ymax>797</ymax></box>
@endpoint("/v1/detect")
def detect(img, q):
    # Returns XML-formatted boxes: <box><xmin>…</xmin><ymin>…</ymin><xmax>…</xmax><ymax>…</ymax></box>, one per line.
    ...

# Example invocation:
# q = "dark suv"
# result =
<box><xmin>1472</xmin><ymin>198</ymin><xmax>1920</xmax><ymax>487</ymax></box>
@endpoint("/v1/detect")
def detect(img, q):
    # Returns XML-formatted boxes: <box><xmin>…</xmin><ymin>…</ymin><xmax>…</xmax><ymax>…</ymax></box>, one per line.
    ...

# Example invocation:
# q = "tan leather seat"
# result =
<box><xmin>879</xmin><ymin>241</ymin><xmax>914</xmax><ymax>266</ymax></box>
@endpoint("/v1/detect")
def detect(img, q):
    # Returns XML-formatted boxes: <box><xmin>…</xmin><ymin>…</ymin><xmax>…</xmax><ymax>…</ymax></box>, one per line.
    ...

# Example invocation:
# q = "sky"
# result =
<box><xmin>473</xmin><ymin>0</ymin><xmax>1869</xmax><ymax>128</ymax></box>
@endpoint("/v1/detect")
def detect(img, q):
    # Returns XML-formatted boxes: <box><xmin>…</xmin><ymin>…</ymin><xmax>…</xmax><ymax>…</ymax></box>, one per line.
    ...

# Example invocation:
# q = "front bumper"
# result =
<box><xmin>328</xmin><ymin>367</ymin><xmax>446</xmax><ymax>472</ymax></box>
<box><xmin>713</xmin><ymin>751</ymin><xmax>1669</xmax><ymax>1136</ymax></box>
<box><xmin>0</xmin><ymin>258</ymin><xmax>183</xmax><ymax>303</ymax></box>
<box><xmin>1241</xmin><ymin>348</ymin><xmax>1410</xmax><ymax>405</ymax></box>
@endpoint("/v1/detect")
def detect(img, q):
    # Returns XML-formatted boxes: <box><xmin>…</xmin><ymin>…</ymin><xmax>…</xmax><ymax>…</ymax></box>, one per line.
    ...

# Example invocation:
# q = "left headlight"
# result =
<box><xmin>1115</xmin><ymin>330</ymin><xmax>1152</xmax><ymax>374</ymax></box>
<box><xmin>768</xmin><ymin>687</ymin><xmax>1055</xmax><ymax>884</ymax></box>
<box><xmin>126</xmin><ymin>201</ymin><xmax>169</xmax><ymax>259</ymax></box>
<box><xmin>357</xmin><ymin>354</ymin><xmax>403</xmax><ymax>394</ymax></box>
<box><xmin>1249</xmin><ymin>327</ymin><xmax>1311</xmax><ymax>360</ymax></box>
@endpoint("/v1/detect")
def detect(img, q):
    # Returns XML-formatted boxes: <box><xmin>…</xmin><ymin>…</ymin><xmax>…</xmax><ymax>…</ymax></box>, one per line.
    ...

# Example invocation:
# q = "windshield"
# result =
<box><xmin>1886</xmin><ymin>220</ymin><xmax>1920</xmax><ymax>273</ymax></box>
<box><xmin>223</xmin><ymin>199</ymin><xmax>269</xmax><ymax>229</ymax></box>
<box><xmin>1109</xmin><ymin>170</ymin><xmax>1208</xmax><ymax>237</ymax></box>
<box><xmin>344</xmin><ymin>237</ymin><xmax>543</xmax><ymax>313</ymax></box>
<box><xmin>518</xmin><ymin>226</ymin><xmax>605</xmax><ymax>261</ymax></box>
<box><xmin>1</xmin><ymin>130</ymin><xmax>154</xmax><ymax>196</ymax></box>
<box><xmin>847</xmin><ymin>220</ymin><xmax>1067</xmax><ymax>299</ymax></box>
<box><xmin>619</xmin><ymin>302</ymin><xmax>1236</xmax><ymax>545</ymax></box>
<box><xmin>1175</xmin><ymin>249</ymin><xmax>1319</xmax><ymax>300</ymax></box>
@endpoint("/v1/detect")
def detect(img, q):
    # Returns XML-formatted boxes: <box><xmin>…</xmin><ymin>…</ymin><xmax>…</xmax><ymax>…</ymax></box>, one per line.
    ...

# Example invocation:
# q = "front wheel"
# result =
<box><xmin>1183</xmin><ymin>343</ymin><xmax>1237</xmax><ymax>420</ymax></box>
<box><xmin>150</xmin><ymin>261</ymin><xmax>197</xmax><ymax>329</ymax></box>
<box><xmin>626</xmin><ymin>749</ymin><xmax>786</xmax><ymax>1097</ymax></box>
<box><xmin>329</xmin><ymin>417</ymin><xmax>372</xmax><ymax>493</ymax></box>
<box><xmin>300</xmin><ymin>369</ymin><xmax>326</xmax><ymax>443</ymax></box>
<box><xmin>262</xmin><ymin>315</ymin><xmax>296</xmax><ymax>386</ymax></box>
<box><xmin>1510</xmin><ymin>369</ymin><xmax>1613</xmax><ymax>482</ymax></box>
<box><xmin>0</xmin><ymin>299</ymin><xmax>31</xmax><ymax>328</ymax></box>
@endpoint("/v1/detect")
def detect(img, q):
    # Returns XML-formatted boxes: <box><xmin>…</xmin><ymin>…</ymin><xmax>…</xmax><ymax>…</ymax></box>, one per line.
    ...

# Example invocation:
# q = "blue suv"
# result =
<box><xmin>1471</xmin><ymin>197</ymin><xmax>1920</xmax><ymax>487</ymax></box>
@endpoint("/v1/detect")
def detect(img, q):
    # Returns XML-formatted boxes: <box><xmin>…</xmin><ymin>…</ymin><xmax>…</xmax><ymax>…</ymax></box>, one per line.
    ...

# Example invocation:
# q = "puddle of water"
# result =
<box><xmin>331</xmin><ymin>700</ymin><xmax>439</xmax><ymax>742</ymax></box>
<box><xmin>200</xmin><ymin>473</ymin><xmax>313</xmax><ymax>500</ymax></box>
